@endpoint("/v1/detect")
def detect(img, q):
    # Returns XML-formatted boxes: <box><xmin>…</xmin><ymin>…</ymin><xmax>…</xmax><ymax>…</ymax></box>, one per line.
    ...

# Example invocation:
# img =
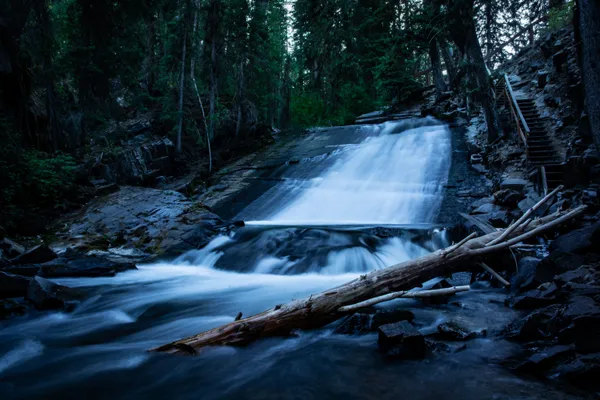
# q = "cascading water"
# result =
<box><xmin>1</xmin><ymin>119</ymin><xmax>576</xmax><ymax>400</ymax></box>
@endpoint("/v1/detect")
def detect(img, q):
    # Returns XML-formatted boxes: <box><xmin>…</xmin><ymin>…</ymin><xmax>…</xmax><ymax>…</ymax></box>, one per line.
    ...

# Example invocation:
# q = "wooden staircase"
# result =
<box><xmin>495</xmin><ymin>74</ymin><xmax>564</xmax><ymax>192</ymax></box>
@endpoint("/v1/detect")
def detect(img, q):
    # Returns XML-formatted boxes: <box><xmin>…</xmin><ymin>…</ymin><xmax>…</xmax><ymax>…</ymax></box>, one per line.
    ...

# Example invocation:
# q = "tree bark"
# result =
<box><xmin>440</xmin><ymin>41</ymin><xmax>457</xmax><ymax>89</ymax></box>
<box><xmin>576</xmin><ymin>0</ymin><xmax>600</xmax><ymax>148</ymax></box>
<box><xmin>152</xmin><ymin>206</ymin><xmax>586</xmax><ymax>355</ymax></box>
<box><xmin>448</xmin><ymin>0</ymin><xmax>500</xmax><ymax>142</ymax></box>
<box><xmin>425</xmin><ymin>0</ymin><xmax>447</xmax><ymax>97</ymax></box>
<box><xmin>190</xmin><ymin>10</ymin><xmax>212</xmax><ymax>172</ymax></box>
<box><xmin>176</xmin><ymin>26</ymin><xmax>187</xmax><ymax>153</ymax></box>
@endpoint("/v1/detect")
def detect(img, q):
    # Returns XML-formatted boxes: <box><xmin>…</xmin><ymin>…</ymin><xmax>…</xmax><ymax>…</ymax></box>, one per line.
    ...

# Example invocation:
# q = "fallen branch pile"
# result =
<box><xmin>152</xmin><ymin>202</ymin><xmax>586</xmax><ymax>356</ymax></box>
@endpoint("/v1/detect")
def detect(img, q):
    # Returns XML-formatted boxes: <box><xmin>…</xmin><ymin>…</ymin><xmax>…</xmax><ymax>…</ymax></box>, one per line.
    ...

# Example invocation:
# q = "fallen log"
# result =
<box><xmin>152</xmin><ymin>205</ymin><xmax>586</xmax><ymax>356</ymax></box>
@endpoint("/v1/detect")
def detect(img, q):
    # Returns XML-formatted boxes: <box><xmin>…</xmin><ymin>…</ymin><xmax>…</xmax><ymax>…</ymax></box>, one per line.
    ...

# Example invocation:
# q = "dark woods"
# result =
<box><xmin>0</xmin><ymin>0</ymin><xmax>593</xmax><ymax>232</ymax></box>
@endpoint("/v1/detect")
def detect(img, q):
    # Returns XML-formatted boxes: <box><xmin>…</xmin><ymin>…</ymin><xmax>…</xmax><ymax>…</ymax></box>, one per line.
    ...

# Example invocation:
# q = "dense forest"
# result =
<box><xmin>0</xmin><ymin>0</ymin><xmax>597</xmax><ymax>231</ymax></box>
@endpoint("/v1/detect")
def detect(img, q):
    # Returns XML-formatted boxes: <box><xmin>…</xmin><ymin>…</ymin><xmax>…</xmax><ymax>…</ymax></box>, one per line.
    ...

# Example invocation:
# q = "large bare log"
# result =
<box><xmin>152</xmin><ymin>206</ymin><xmax>586</xmax><ymax>356</ymax></box>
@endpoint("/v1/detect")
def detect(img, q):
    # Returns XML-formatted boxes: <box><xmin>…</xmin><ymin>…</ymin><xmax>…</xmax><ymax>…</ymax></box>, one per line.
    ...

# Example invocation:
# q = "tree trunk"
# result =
<box><xmin>176</xmin><ymin>27</ymin><xmax>187</xmax><ymax>153</ymax></box>
<box><xmin>448</xmin><ymin>0</ymin><xmax>500</xmax><ymax>142</ymax></box>
<box><xmin>576</xmin><ymin>0</ymin><xmax>600</xmax><ymax>148</ymax></box>
<box><xmin>440</xmin><ymin>41</ymin><xmax>457</xmax><ymax>89</ymax></box>
<box><xmin>425</xmin><ymin>0</ymin><xmax>447</xmax><ymax>97</ymax></box>
<box><xmin>235</xmin><ymin>60</ymin><xmax>244</xmax><ymax>138</ymax></box>
<box><xmin>190</xmin><ymin>10</ymin><xmax>212</xmax><ymax>172</ymax></box>
<box><xmin>153</xmin><ymin>206</ymin><xmax>586</xmax><ymax>355</ymax></box>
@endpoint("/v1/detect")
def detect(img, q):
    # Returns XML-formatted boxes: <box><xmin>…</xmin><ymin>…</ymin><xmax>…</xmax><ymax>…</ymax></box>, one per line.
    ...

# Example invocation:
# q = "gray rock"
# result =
<box><xmin>57</xmin><ymin>187</ymin><xmax>225</xmax><ymax>257</ymax></box>
<box><xmin>0</xmin><ymin>238</ymin><xmax>25</xmax><ymax>258</ymax></box>
<box><xmin>378</xmin><ymin>321</ymin><xmax>426</xmax><ymax>359</ymax></box>
<box><xmin>11</xmin><ymin>245</ymin><xmax>57</xmax><ymax>265</ymax></box>
<box><xmin>0</xmin><ymin>299</ymin><xmax>28</xmax><ymax>320</ymax></box>
<box><xmin>512</xmin><ymin>257</ymin><xmax>541</xmax><ymax>292</ymax></box>
<box><xmin>38</xmin><ymin>254</ymin><xmax>136</xmax><ymax>278</ymax></box>
<box><xmin>500</xmin><ymin>178</ymin><xmax>528</xmax><ymax>192</ymax></box>
<box><xmin>436</xmin><ymin>320</ymin><xmax>487</xmax><ymax>341</ymax></box>
<box><xmin>0</xmin><ymin>271</ymin><xmax>31</xmax><ymax>298</ymax></box>
<box><xmin>493</xmin><ymin>189</ymin><xmax>522</xmax><ymax>208</ymax></box>
<box><xmin>334</xmin><ymin>313</ymin><xmax>372</xmax><ymax>335</ymax></box>
<box><xmin>536</xmin><ymin>251</ymin><xmax>587</xmax><ymax>283</ymax></box>
<box><xmin>549</xmin><ymin>222</ymin><xmax>600</xmax><ymax>254</ymax></box>
<box><xmin>25</xmin><ymin>276</ymin><xmax>81</xmax><ymax>310</ymax></box>
<box><xmin>509</xmin><ymin>283</ymin><xmax>560</xmax><ymax>309</ymax></box>
<box><xmin>1</xmin><ymin>264</ymin><xmax>41</xmax><ymax>277</ymax></box>
<box><xmin>551</xmin><ymin>352</ymin><xmax>600</xmax><ymax>389</ymax></box>
<box><xmin>503</xmin><ymin>304</ymin><xmax>563</xmax><ymax>342</ymax></box>
<box><xmin>515</xmin><ymin>345</ymin><xmax>575</xmax><ymax>374</ymax></box>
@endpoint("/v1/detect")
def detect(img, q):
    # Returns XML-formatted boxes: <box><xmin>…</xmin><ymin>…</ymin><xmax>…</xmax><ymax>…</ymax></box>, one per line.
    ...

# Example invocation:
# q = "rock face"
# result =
<box><xmin>378</xmin><ymin>321</ymin><xmax>426</xmax><ymax>359</ymax></box>
<box><xmin>25</xmin><ymin>276</ymin><xmax>81</xmax><ymax>310</ymax></box>
<box><xmin>0</xmin><ymin>271</ymin><xmax>31</xmax><ymax>298</ymax></box>
<box><xmin>436</xmin><ymin>319</ymin><xmax>487</xmax><ymax>341</ymax></box>
<box><xmin>11</xmin><ymin>245</ymin><xmax>57</xmax><ymax>265</ymax></box>
<box><xmin>57</xmin><ymin>186</ymin><xmax>226</xmax><ymax>258</ymax></box>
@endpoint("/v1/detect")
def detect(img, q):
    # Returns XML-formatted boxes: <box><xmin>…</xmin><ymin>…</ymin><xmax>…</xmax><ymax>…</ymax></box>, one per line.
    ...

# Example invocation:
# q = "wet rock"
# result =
<box><xmin>0</xmin><ymin>271</ymin><xmax>31</xmax><ymax>298</ymax></box>
<box><xmin>551</xmin><ymin>353</ymin><xmax>600</xmax><ymax>389</ymax></box>
<box><xmin>515</xmin><ymin>345</ymin><xmax>575</xmax><ymax>375</ymax></box>
<box><xmin>512</xmin><ymin>257</ymin><xmax>541</xmax><ymax>292</ymax></box>
<box><xmin>535</xmin><ymin>251</ymin><xmax>587</xmax><ymax>283</ymax></box>
<box><xmin>25</xmin><ymin>276</ymin><xmax>81</xmax><ymax>310</ymax></box>
<box><xmin>38</xmin><ymin>254</ymin><xmax>136</xmax><ymax>278</ymax></box>
<box><xmin>554</xmin><ymin>266</ymin><xmax>597</xmax><ymax>287</ymax></box>
<box><xmin>549</xmin><ymin>222</ymin><xmax>600</xmax><ymax>254</ymax></box>
<box><xmin>493</xmin><ymin>189</ymin><xmax>522</xmax><ymax>208</ymax></box>
<box><xmin>378</xmin><ymin>321</ymin><xmax>426</xmax><ymax>359</ymax></box>
<box><xmin>509</xmin><ymin>283</ymin><xmax>560</xmax><ymax>309</ymax></box>
<box><xmin>0</xmin><ymin>299</ymin><xmax>28</xmax><ymax>319</ymax></box>
<box><xmin>11</xmin><ymin>245</ymin><xmax>57</xmax><ymax>265</ymax></box>
<box><xmin>503</xmin><ymin>304</ymin><xmax>563</xmax><ymax>342</ymax></box>
<box><xmin>500</xmin><ymin>178</ymin><xmax>528</xmax><ymax>192</ymax></box>
<box><xmin>58</xmin><ymin>187</ymin><xmax>225</xmax><ymax>257</ymax></box>
<box><xmin>0</xmin><ymin>264</ymin><xmax>40</xmax><ymax>277</ymax></box>
<box><xmin>436</xmin><ymin>320</ymin><xmax>487</xmax><ymax>341</ymax></box>
<box><xmin>471</xmin><ymin>203</ymin><xmax>503</xmax><ymax>215</ymax></box>
<box><xmin>334</xmin><ymin>313</ymin><xmax>372</xmax><ymax>335</ymax></box>
<box><xmin>371</xmin><ymin>309</ymin><xmax>415</xmax><ymax>329</ymax></box>
<box><xmin>0</xmin><ymin>238</ymin><xmax>25</xmax><ymax>259</ymax></box>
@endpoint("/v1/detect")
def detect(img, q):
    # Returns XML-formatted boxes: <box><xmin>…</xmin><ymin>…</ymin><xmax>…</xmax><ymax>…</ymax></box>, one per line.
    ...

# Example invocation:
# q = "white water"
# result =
<box><xmin>241</xmin><ymin>120</ymin><xmax>452</xmax><ymax>225</ymax></box>
<box><xmin>0</xmin><ymin>120</ymin><xmax>459</xmax><ymax>397</ymax></box>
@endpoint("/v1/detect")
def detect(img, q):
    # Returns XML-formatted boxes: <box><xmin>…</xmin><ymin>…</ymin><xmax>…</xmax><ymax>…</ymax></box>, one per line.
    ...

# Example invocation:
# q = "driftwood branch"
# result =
<box><xmin>479</xmin><ymin>262</ymin><xmax>510</xmax><ymax>287</ymax></box>
<box><xmin>338</xmin><ymin>285</ymin><xmax>470</xmax><ymax>312</ymax></box>
<box><xmin>441</xmin><ymin>232</ymin><xmax>477</xmax><ymax>257</ymax></box>
<box><xmin>486</xmin><ymin>185</ymin><xmax>563</xmax><ymax>247</ymax></box>
<box><xmin>152</xmin><ymin>206</ymin><xmax>586</xmax><ymax>356</ymax></box>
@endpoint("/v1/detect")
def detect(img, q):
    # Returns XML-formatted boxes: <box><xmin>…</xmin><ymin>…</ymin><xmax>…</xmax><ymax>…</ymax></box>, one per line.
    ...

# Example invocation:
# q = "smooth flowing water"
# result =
<box><xmin>0</xmin><ymin>120</ymin><xmax>583</xmax><ymax>399</ymax></box>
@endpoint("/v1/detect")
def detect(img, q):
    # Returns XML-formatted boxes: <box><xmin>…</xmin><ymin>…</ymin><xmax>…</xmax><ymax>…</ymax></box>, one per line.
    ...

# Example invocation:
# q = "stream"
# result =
<box><xmin>0</xmin><ymin>119</ymin><xmax>583</xmax><ymax>399</ymax></box>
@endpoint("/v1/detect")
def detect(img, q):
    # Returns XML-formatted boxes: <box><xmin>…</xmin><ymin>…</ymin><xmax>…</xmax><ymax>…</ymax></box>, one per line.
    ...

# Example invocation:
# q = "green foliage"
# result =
<box><xmin>0</xmin><ymin>147</ymin><xmax>76</xmax><ymax>228</ymax></box>
<box><xmin>548</xmin><ymin>1</ymin><xmax>574</xmax><ymax>31</ymax></box>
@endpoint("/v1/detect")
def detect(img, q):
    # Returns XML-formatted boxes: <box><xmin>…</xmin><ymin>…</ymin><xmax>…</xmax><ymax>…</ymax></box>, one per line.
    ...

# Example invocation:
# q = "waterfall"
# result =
<box><xmin>239</xmin><ymin>119</ymin><xmax>452</xmax><ymax>225</ymax></box>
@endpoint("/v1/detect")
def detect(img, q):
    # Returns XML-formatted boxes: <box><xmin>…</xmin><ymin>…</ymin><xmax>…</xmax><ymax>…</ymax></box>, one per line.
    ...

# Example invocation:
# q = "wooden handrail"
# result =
<box><xmin>503</xmin><ymin>74</ymin><xmax>530</xmax><ymax>134</ymax></box>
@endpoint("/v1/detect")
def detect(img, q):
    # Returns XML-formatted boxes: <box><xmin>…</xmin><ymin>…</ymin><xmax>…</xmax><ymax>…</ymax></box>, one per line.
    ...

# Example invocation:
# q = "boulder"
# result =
<box><xmin>554</xmin><ymin>266</ymin><xmax>597</xmax><ymax>287</ymax></box>
<box><xmin>552</xmin><ymin>353</ymin><xmax>600</xmax><ymax>389</ymax></box>
<box><xmin>515</xmin><ymin>345</ymin><xmax>575</xmax><ymax>375</ymax></box>
<box><xmin>0</xmin><ymin>238</ymin><xmax>25</xmax><ymax>258</ymax></box>
<box><xmin>503</xmin><ymin>304</ymin><xmax>563</xmax><ymax>342</ymax></box>
<box><xmin>11</xmin><ymin>245</ymin><xmax>57</xmax><ymax>265</ymax></box>
<box><xmin>378</xmin><ymin>321</ymin><xmax>426</xmax><ymax>359</ymax></box>
<box><xmin>334</xmin><ymin>313</ymin><xmax>372</xmax><ymax>335</ymax></box>
<box><xmin>511</xmin><ymin>257</ymin><xmax>541</xmax><ymax>292</ymax></box>
<box><xmin>436</xmin><ymin>320</ymin><xmax>487</xmax><ymax>341</ymax></box>
<box><xmin>0</xmin><ymin>271</ymin><xmax>31</xmax><ymax>298</ymax></box>
<box><xmin>509</xmin><ymin>283</ymin><xmax>560</xmax><ymax>309</ymax></box>
<box><xmin>59</xmin><ymin>187</ymin><xmax>225</xmax><ymax>258</ymax></box>
<box><xmin>493</xmin><ymin>189</ymin><xmax>522</xmax><ymax>208</ymax></box>
<box><xmin>25</xmin><ymin>276</ymin><xmax>81</xmax><ymax>310</ymax></box>
<box><xmin>0</xmin><ymin>299</ymin><xmax>27</xmax><ymax>320</ymax></box>
<box><xmin>500</xmin><ymin>178</ymin><xmax>528</xmax><ymax>192</ymax></box>
<box><xmin>0</xmin><ymin>264</ymin><xmax>41</xmax><ymax>277</ymax></box>
<box><xmin>549</xmin><ymin>222</ymin><xmax>600</xmax><ymax>254</ymax></box>
<box><xmin>38</xmin><ymin>254</ymin><xmax>137</xmax><ymax>278</ymax></box>
<box><xmin>573</xmin><ymin>315</ymin><xmax>600</xmax><ymax>353</ymax></box>
<box><xmin>536</xmin><ymin>251</ymin><xmax>587</xmax><ymax>283</ymax></box>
